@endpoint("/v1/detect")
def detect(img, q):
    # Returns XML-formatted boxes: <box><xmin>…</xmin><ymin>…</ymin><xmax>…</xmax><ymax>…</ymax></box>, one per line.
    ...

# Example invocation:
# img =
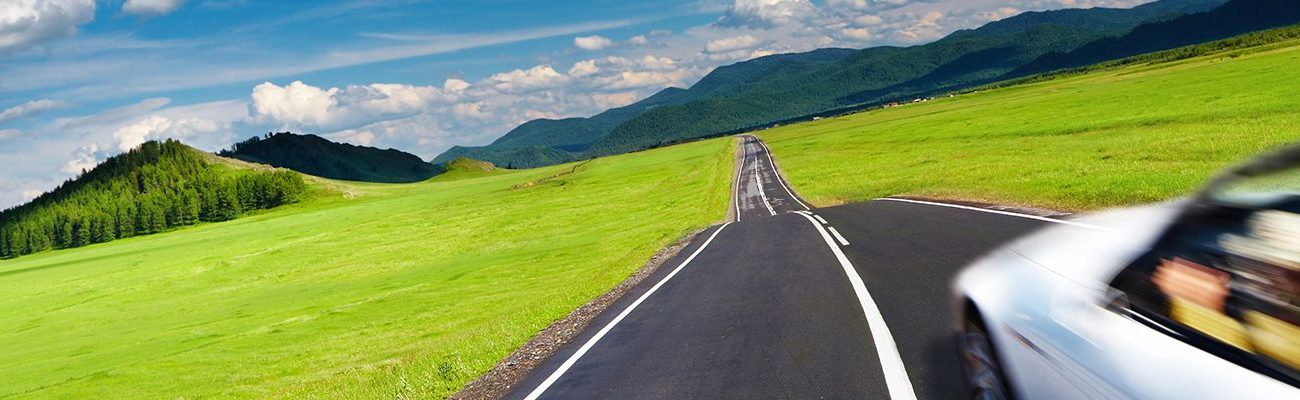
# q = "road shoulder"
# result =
<box><xmin>450</xmin><ymin>227</ymin><xmax>714</xmax><ymax>399</ymax></box>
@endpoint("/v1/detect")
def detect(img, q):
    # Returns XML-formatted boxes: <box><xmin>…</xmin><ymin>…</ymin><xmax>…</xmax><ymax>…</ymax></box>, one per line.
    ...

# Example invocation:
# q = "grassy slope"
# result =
<box><xmin>0</xmin><ymin>138</ymin><xmax>732</xmax><ymax>399</ymax></box>
<box><xmin>761</xmin><ymin>39</ymin><xmax>1300</xmax><ymax>211</ymax></box>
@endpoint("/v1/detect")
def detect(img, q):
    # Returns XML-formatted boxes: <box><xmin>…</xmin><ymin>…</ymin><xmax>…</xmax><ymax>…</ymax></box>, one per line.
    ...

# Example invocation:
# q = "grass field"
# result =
<box><xmin>0</xmin><ymin>138</ymin><xmax>732</xmax><ymax>399</ymax></box>
<box><xmin>760</xmin><ymin>38</ymin><xmax>1300</xmax><ymax>211</ymax></box>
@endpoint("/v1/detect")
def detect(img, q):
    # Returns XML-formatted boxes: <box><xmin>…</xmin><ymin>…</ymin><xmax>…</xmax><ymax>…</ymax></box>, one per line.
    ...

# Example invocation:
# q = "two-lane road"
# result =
<box><xmin>506</xmin><ymin>136</ymin><xmax>1055</xmax><ymax>399</ymax></box>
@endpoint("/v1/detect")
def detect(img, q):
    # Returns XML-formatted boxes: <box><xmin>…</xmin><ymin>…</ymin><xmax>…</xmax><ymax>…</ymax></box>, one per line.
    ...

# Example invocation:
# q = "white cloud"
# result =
<box><xmin>249</xmin><ymin>80</ymin><xmax>449</xmax><ymax>131</ymax></box>
<box><xmin>111</xmin><ymin>115</ymin><xmax>221</xmax><ymax>151</ymax></box>
<box><xmin>0</xmin><ymin>99</ymin><xmax>70</xmax><ymax>123</ymax></box>
<box><xmin>250</xmin><ymin>81</ymin><xmax>338</xmax><ymax>127</ymax></box>
<box><xmin>598</xmin><ymin>70</ymin><xmax>694</xmax><ymax>90</ymax></box>
<box><xmin>443</xmin><ymin>78</ymin><xmax>471</xmax><ymax>93</ymax></box>
<box><xmin>717</xmin><ymin>0</ymin><xmax>819</xmax><ymax>28</ymax></box>
<box><xmin>488</xmin><ymin>65</ymin><xmax>570</xmax><ymax>93</ymax></box>
<box><xmin>329</xmin><ymin>130</ymin><xmax>375</xmax><ymax>146</ymax></box>
<box><xmin>0</xmin><ymin>0</ymin><xmax>96</xmax><ymax>54</ymax></box>
<box><xmin>574</xmin><ymin>35</ymin><xmax>614</xmax><ymax>51</ymax></box>
<box><xmin>839</xmin><ymin>27</ymin><xmax>872</xmax><ymax>41</ymax></box>
<box><xmin>122</xmin><ymin>0</ymin><xmax>185</xmax><ymax>17</ymax></box>
<box><xmin>704</xmin><ymin>34</ymin><xmax>763</xmax><ymax>54</ymax></box>
<box><xmin>568</xmin><ymin>59</ymin><xmax>601</xmax><ymax>77</ymax></box>
<box><xmin>973</xmin><ymin>7</ymin><xmax>1021</xmax><ymax>23</ymax></box>
<box><xmin>62</xmin><ymin>144</ymin><xmax>99</xmax><ymax>174</ymax></box>
<box><xmin>827</xmin><ymin>0</ymin><xmax>922</xmax><ymax>12</ymax></box>
<box><xmin>639</xmin><ymin>55</ymin><xmax>677</xmax><ymax>71</ymax></box>
<box><xmin>853</xmin><ymin>14</ymin><xmax>884</xmax><ymax>26</ymax></box>
<box><xmin>892</xmin><ymin>11</ymin><xmax>946</xmax><ymax>42</ymax></box>
<box><xmin>627</xmin><ymin>35</ymin><xmax>648</xmax><ymax>45</ymax></box>
<box><xmin>590</xmin><ymin>91</ymin><xmax>641</xmax><ymax>109</ymax></box>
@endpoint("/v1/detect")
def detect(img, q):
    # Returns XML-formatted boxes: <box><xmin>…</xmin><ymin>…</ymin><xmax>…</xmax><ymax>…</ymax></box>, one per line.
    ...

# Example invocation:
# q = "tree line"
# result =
<box><xmin>0</xmin><ymin>140</ymin><xmax>307</xmax><ymax>259</ymax></box>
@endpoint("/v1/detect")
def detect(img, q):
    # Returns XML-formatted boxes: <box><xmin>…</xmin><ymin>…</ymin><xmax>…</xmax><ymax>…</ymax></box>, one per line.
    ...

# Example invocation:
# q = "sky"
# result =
<box><xmin>0</xmin><ymin>0</ymin><xmax>1152</xmax><ymax>209</ymax></box>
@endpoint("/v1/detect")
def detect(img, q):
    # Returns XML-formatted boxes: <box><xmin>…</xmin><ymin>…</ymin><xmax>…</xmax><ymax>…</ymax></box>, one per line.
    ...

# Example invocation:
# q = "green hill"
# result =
<box><xmin>0</xmin><ymin>140</ymin><xmax>306</xmax><ymax>259</ymax></box>
<box><xmin>222</xmin><ymin>132</ymin><xmax>443</xmax><ymax>183</ymax></box>
<box><xmin>0</xmin><ymin>137</ymin><xmax>731</xmax><ymax>399</ymax></box>
<box><xmin>761</xmin><ymin>24</ymin><xmax>1300</xmax><ymax>210</ymax></box>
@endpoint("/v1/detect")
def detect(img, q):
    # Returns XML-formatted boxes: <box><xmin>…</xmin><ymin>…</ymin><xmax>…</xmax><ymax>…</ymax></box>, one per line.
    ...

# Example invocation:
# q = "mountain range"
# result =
<box><xmin>433</xmin><ymin>0</ymin><xmax>1300</xmax><ymax>169</ymax></box>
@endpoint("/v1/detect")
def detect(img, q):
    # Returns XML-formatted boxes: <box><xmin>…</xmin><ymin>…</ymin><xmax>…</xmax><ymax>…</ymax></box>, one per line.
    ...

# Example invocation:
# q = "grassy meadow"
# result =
<box><xmin>0</xmin><ymin>139</ymin><xmax>732</xmax><ymax>399</ymax></box>
<box><xmin>760</xmin><ymin>38</ymin><xmax>1300</xmax><ymax>211</ymax></box>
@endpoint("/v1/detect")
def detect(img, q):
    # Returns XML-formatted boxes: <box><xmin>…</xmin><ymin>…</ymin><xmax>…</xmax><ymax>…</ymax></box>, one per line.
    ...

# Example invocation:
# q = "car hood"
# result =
<box><xmin>1004</xmin><ymin>200</ymin><xmax>1187</xmax><ymax>293</ymax></box>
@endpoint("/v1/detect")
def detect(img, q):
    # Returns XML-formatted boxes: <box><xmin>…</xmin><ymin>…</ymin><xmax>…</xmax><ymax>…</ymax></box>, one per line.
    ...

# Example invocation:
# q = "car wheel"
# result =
<box><xmin>960</xmin><ymin>312</ymin><xmax>1013</xmax><ymax>400</ymax></box>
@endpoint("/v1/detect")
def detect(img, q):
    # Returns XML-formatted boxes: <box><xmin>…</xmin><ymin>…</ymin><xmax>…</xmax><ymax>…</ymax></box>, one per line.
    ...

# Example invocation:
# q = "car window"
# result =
<box><xmin>1209</xmin><ymin>166</ymin><xmax>1300</xmax><ymax>208</ymax></box>
<box><xmin>1109</xmin><ymin>208</ymin><xmax>1300</xmax><ymax>384</ymax></box>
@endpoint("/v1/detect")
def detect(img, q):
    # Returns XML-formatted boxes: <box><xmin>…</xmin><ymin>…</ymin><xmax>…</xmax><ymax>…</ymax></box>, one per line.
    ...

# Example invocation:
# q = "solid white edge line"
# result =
<box><xmin>523</xmin><ymin>224</ymin><xmax>731</xmax><ymax>400</ymax></box>
<box><xmin>814</xmin><ymin>215</ymin><xmax>828</xmax><ymax>225</ymax></box>
<box><xmin>753</xmin><ymin>156</ymin><xmax>777</xmax><ymax>216</ymax></box>
<box><xmin>794</xmin><ymin>212</ymin><xmax>916</xmax><ymax>400</ymax></box>
<box><xmin>751</xmin><ymin>136</ymin><xmax>812</xmax><ymax>211</ymax></box>
<box><xmin>828</xmin><ymin>226</ymin><xmax>850</xmax><ymax>246</ymax></box>
<box><xmin>876</xmin><ymin>198</ymin><xmax>1103</xmax><ymax>230</ymax></box>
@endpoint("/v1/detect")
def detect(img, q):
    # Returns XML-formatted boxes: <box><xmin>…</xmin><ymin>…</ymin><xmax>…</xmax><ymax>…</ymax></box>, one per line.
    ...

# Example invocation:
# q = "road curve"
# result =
<box><xmin>505</xmin><ymin>136</ymin><xmax>1053</xmax><ymax>399</ymax></box>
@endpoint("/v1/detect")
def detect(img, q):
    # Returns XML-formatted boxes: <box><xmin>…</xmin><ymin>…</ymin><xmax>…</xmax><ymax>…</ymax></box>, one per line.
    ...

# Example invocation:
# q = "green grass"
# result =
<box><xmin>0</xmin><ymin>138</ymin><xmax>732</xmax><ymax>399</ymax></box>
<box><xmin>760</xmin><ymin>39</ymin><xmax>1300</xmax><ymax>211</ymax></box>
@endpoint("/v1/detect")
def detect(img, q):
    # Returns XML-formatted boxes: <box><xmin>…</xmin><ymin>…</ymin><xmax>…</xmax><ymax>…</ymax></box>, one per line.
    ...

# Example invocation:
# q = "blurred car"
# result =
<box><xmin>955</xmin><ymin>144</ymin><xmax>1300</xmax><ymax>399</ymax></box>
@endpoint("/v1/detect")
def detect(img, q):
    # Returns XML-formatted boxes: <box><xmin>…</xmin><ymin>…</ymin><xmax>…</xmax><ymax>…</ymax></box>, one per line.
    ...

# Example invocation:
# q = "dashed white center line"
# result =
<box><xmin>752</xmin><ymin>136</ymin><xmax>811</xmax><ymax>211</ymax></box>
<box><xmin>753</xmin><ymin>156</ymin><xmax>776</xmax><ymax>216</ymax></box>
<box><xmin>827</xmin><ymin>226</ymin><xmax>850</xmax><ymax>246</ymax></box>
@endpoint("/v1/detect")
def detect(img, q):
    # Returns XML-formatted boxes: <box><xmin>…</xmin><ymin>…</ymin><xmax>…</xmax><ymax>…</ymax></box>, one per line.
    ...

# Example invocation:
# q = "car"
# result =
<box><xmin>955</xmin><ymin>143</ymin><xmax>1300</xmax><ymax>399</ymax></box>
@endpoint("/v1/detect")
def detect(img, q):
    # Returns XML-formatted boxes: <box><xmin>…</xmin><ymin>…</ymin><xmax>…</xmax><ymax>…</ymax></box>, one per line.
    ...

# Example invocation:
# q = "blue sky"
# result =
<box><xmin>0</xmin><ymin>0</ymin><xmax>1150</xmax><ymax>208</ymax></box>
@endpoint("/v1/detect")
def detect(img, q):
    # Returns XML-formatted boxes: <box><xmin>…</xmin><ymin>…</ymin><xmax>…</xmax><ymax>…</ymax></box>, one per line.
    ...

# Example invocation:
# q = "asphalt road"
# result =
<box><xmin>506</xmin><ymin>136</ymin><xmax>1051</xmax><ymax>399</ymax></box>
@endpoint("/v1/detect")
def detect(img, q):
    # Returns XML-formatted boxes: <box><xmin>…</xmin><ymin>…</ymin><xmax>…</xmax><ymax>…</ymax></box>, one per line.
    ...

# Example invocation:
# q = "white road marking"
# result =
<box><xmin>753</xmin><ymin>155</ymin><xmax>776</xmax><ymax>216</ymax></box>
<box><xmin>794</xmin><ymin>212</ymin><xmax>917</xmax><ymax>400</ymax></box>
<box><xmin>877</xmin><ymin>198</ymin><xmax>1102</xmax><ymax>230</ymax></box>
<box><xmin>814</xmin><ymin>215</ymin><xmax>828</xmax><ymax>224</ymax></box>
<box><xmin>752</xmin><ymin>136</ymin><xmax>811</xmax><ymax>211</ymax></box>
<box><xmin>733</xmin><ymin>139</ymin><xmax>748</xmax><ymax>222</ymax></box>
<box><xmin>828</xmin><ymin>226</ymin><xmax>850</xmax><ymax>246</ymax></box>
<box><xmin>523</xmin><ymin>224</ymin><xmax>731</xmax><ymax>400</ymax></box>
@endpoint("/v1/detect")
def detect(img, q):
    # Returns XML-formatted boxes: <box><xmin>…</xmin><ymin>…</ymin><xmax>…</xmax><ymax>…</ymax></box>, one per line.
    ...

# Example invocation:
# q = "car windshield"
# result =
<box><xmin>1199</xmin><ymin>142</ymin><xmax>1300</xmax><ymax>209</ymax></box>
<box><xmin>1209</xmin><ymin>165</ymin><xmax>1300</xmax><ymax>207</ymax></box>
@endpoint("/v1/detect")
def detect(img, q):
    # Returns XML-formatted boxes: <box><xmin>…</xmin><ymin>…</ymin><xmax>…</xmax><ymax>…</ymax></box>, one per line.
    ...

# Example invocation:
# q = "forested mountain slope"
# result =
<box><xmin>223</xmin><ymin>132</ymin><xmax>443</xmax><ymax>183</ymax></box>
<box><xmin>0</xmin><ymin>140</ymin><xmax>306</xmax><ymax>258</ymax></box>
<box><xmin>1012</xmin><ymin>0</ymin><xmax>1300</xmax><ymax>75</ymax></box>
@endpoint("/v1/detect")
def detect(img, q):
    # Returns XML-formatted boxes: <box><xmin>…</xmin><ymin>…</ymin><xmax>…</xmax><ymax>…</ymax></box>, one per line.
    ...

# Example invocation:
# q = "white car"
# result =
<box><xmin>955</xmin><ymin>144</ymin><xmax>1300</xmax><ymax>400</ymax></box>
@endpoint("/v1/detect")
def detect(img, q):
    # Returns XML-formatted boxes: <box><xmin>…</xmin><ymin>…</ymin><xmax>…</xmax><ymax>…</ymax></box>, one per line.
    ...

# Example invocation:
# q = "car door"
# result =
<box><xmin>1092</xmin><ymin>207</ymin><xmax>1300</xmax><ymax>398</ymax></box>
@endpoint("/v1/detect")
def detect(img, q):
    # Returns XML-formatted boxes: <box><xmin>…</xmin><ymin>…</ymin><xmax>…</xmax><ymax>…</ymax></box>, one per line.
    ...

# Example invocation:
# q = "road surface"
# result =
<box><xmin>506</xmin><ymin>136</ymin><xmax>1053</xmax><ymax>399</ymax></box>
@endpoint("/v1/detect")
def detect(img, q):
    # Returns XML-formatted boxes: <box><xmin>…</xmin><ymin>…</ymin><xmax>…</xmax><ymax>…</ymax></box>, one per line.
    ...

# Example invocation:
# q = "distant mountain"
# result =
<box><xmin>967</xmin><ymin>0</ymin><xmax>1229</xmax><ymax>36</ymax></box>
<box><xmin>431</xmin><ymin>48</ymin><xmax>858</xmax><ymax>168</ymax></box>
<box><xmin>433</xmin><ymin>0</ymin><xmax>1236</xmax><ymax>168</ymax></box>
<box><xmin>222</xmin><ymin>132</ymin><xmax>443</xmax><ymax>183</ymax></box>
<box><xmin>0</xmin><ymin>140</ymin><xmax>306</xmax><ymax>259</ymax></box>
<box><xmin>586</xmin><ymin>0</ymin><xmax>1237</xmax><ymax>157</ymax></box>
<box><xmin>1012</xmin><ymin>0</ymin><xmax>1300</xmax><ymax>76</ymax></box>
